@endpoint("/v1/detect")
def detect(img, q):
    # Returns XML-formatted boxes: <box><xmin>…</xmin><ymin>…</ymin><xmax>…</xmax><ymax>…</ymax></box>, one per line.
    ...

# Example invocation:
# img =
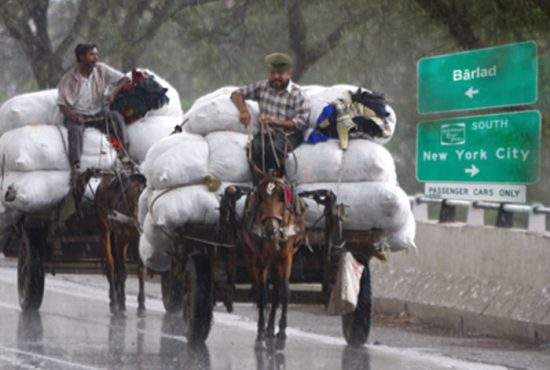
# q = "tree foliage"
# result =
<box><xmin>0</xmin><ymin>0</ymin><xmax>549</xmax><ymax>200</ymax></box>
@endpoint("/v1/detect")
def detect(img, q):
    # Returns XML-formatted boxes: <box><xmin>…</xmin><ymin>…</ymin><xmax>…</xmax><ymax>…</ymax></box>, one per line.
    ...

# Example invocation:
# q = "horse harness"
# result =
<box><xmin>248</xmin><ymin>177</ymin><xmax>304</xmax><ymax>241</ymax></box>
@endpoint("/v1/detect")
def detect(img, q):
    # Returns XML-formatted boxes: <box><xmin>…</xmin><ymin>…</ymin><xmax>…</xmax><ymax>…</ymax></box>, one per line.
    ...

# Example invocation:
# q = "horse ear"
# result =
<box><xmin>129</xmin><ymin>173</ymin><xmax>147</xmax><ymax>186</ymax></box>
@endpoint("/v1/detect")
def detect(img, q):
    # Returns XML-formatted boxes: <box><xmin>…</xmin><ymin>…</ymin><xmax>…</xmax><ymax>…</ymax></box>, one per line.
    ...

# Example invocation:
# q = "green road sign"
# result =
<box><xmin>416</xmin><ymin>110</ymin><xmax>540</xmax><ymax>184</ymax></box>
<box><xmin>417</xmin><ymin>41</ymin><xmax>538</xmax><ymax>113</ymax></box>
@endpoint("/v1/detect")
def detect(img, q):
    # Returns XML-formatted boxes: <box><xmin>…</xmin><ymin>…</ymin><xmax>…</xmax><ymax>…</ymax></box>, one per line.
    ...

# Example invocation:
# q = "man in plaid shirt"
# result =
<box><xmin>231</xmin><ymin>53</ymin><xmax>310</xmax><ymax>182</ymax></box>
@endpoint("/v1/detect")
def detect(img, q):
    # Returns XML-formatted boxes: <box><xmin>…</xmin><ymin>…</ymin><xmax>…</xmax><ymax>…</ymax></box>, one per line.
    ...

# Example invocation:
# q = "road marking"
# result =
<box><xmin>0</xmin><ymin>268</ymin><xmax>505</xmax><ymax>370</ymax></box>
<box><xmin>0</xmin><ymin>345</ymin><xmax>102</xmax><ymax>370</ymax></box>
<box><xmin>0</xmin><ymin>354</ymin><xmax>41</xmax><ymax>369</ymax></box>
<box><xmin>0</xmin><ymin>301</ymin><xmax>186</xmax><ymax>343</ymax></box>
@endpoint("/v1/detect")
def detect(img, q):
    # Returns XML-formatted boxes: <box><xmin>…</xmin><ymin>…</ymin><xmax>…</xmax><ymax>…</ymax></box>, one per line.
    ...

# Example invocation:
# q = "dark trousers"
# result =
<box><xmin>66</xmin><ymin>110</ymin><xmax>129</xmax><ymax>165</ymax></box>
<box><xmin>250</xmin><ymin>130</ymin><xmax>303</xmax><ymax>182</ymax></box>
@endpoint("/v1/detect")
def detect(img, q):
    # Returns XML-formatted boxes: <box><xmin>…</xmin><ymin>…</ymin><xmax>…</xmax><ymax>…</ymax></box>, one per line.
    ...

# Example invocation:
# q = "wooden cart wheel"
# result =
<box><xmin>342</xmin><ymin>262</ymin><xmax>372</xmax><ymax>347</ymax></box>
<box><xmin>161</xmin><ymin>258</ymin><xmax>185</xmax><ymax>313</ymax></box>
<box><xmin>17</xmin><ymin>227</ymin><xmax>45</xmax><ymax>312</ymax></box>
<box><xmin>183</xmin><ymin>254</ymin><xmax>213</xmax><ymax>343</ymax></box>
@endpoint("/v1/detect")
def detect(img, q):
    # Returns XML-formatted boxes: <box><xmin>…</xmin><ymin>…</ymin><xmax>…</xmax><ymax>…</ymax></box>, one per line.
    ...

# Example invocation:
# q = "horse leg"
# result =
<box><xmin>102</xmin><ymin>230</ymin><xmax>118</xmax><ymax>314</ymax></box>
<box><xmin>256</xmin><ymin>266</ymin><xmax>268</xmax><ymax>348</ymax></box>
<box><xmin>277</xmin><ymin>245</ymin><xmax>294</xmax><ymax>346</ymax></box>
<box><xmin>117</xmin><ymin>237</ymin><xmax>129</xmax><ymax>312</ymax></box>
<box><xmin>266</xmin><ymin>262</ymin><xmax>280</xmax><ymax>339</ymax></box>
<box><xmin>137</xmin><ymin>259</ymin><xmax>146</xmax><ymax>316</ymax></box>
<box><xmin>243</xmin><ymin>237</ymin><xmax>259</xmax><ymax>305</ymax></box>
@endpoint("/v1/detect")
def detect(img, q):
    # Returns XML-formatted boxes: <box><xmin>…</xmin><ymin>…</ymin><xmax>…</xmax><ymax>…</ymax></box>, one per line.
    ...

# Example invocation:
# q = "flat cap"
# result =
<box><xmin>265</xmin><ymin>52</ymin><xmax>293</xmax><ymax>70</ymax></box>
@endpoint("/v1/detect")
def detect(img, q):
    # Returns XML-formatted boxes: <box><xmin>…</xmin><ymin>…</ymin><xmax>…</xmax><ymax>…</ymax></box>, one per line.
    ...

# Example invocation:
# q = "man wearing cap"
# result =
<box><xmin>230</xmin><ymin>52</ymin><xmax>310</xmax><ymax>182</ymax></box>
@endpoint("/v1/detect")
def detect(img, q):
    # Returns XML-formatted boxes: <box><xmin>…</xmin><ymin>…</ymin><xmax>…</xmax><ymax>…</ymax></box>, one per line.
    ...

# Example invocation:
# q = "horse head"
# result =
<box><xmin>254</xmin><ymin>172</ymin><xmax>292</xmax><ymax>242</ymax></box>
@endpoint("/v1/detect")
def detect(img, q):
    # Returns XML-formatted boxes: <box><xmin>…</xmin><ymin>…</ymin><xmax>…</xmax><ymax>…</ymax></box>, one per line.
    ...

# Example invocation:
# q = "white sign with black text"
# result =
<box><xmin>425</xmin><ymin>183</ymin><xmax>526</xmax><ymax>203</ymax></box>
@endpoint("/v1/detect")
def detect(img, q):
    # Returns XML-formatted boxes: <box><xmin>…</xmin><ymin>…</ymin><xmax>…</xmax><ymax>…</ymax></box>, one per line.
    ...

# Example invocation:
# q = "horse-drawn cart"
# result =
<box><xmin>5</xmin><ymin>180</ymin><xmax>384</xmax><ymax>347</ymax></box>
<box><xmin>220</xmin><ymin>187</ymin><xmax>384</xmax><ymax>345</ymax></box>
<box><xmin>3</xmin><ymin>193</ymin><xmax>132</xmax><ymax>311</ymax></box>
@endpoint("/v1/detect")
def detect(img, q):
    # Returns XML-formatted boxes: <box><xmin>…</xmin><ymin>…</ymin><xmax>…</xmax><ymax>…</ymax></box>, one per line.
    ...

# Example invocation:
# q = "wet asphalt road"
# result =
<box><xmin>0</xmin><ymin>262</ymin><xmax>533</xmax><ymax>369</ymax></box>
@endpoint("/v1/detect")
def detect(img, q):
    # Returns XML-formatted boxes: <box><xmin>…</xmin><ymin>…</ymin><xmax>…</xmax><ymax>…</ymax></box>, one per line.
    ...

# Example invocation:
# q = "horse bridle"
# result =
<box><xmin>251</xmin><ymin>176</ymin><xmax>301</xmax><ymax>240</ymax></box>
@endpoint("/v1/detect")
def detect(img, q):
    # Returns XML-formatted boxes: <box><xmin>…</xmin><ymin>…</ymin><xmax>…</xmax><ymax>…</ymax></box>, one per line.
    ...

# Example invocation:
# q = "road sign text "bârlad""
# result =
<box><xmin>417</xmin><ymin>41</ymin><xmax>537</xmax><ymax>113</ymax></box>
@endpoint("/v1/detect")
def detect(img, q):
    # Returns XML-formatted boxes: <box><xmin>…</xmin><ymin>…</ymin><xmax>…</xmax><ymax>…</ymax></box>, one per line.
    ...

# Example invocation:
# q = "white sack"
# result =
<box><xmin>286</xmin><ymin>141</ymin><xmax>343</xmax><ymax>184</ymax></box>
<box><xmin>191</xmin><ymin>86</ymin><xmax>238</xmax><ymax>111</ymax></box>
<box><xmin>143</xmin><ymin>182</ymin><xmax>248</xmax><ymax>230</ymax></box>
<box><xmin>142</xmin><ymin>133</ymin><xmax>209</xmax><ymax>190</ymax></box>
<box><xmin>0</xmin><ymin>90</ymin><xmax>62</xmax><ymax>136</ymax></box>
<box><xmin>286</xmin><ymin>139</ymin><xmax>396</xmax><ymax>184</ymax></box>
<box><xmin>138</xmin><ymin>187</ymin><xmax>152</xmax><ymax>226</ymax></box>
<box><xmin>0</xmin><ymin>125</ymin><xmax>116</xmax><ymax>171</ymax></box>
<box><xmin>386</xmin><ymin>207</ymin><xmax>416</xmax><ymax>252</ymax></box>
<box><xmin>148</xmin><ymin>185</ymin><xmax>220</xmax><ymax>228</ymax></box>
<box><xmin>127</xmin><ymin>115</ymin><xmax>181</xmax><ymax>163</ymax></box>
<box><xmin>301</xmin><ymin>85</ymin><xmax>327</xmax><ymax>95</ymax></box>
<box><xmin>184</xmin><ymin>94</ymin><xmax>259</xmax><ymax>135</ymax></box>
<box><xmin>341</xmin><ymin>139</ymin><xmax>396</xmax><ymax>183</ymax></box>
<box><xmin>141</xmin><ymin>131</ymin><xmax>203</xmax><ymax>170</ymax></box>
<box><xmin>298</xmin><ymin>182</ymin><xmax>410</xmax><ymax>232</ymax></box>
<box><xmin>1</xmin><ymin>171</ymin><xmax>69</xmax><ymax>212</ymax></box>
<box><xmin>139</xmin><ymin>229</ymin><xmax>171</xmax><ymax>272</ymax></box>
<box><xmin>206</xmin><ymin>131</ymin><xmax>252</xmax><ymax>183</ymax></box>
<box><xmin>132</xmin><ymin>69</ymin><xmax>184</xmax><ymax>120</ymax></box>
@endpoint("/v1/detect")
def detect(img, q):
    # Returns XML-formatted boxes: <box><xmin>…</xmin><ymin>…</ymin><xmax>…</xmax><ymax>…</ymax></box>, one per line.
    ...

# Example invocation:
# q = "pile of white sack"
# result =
<box><xmin>139</xmin><ymin>84</ymin><xmax>415</xmax><ymax>271</ymax></box>
<box><xmin>0</xmin><ymin>70</ymin><xmax>183</xmax><ymax>225</ymax></box>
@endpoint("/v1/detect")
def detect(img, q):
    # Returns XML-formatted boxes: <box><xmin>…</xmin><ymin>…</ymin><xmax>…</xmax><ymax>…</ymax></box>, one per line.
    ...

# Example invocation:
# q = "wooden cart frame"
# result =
<box><xmin>6</xmin><ymin>187</ymin><xmax>383</xmax><ymax>347</ymax></box>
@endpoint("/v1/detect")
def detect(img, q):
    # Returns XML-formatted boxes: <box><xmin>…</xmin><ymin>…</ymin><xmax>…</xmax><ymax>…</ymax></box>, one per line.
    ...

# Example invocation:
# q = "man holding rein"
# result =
<box><xmin>230</xmin><ymin>52</ymin><xmax>310</xmax><ymax>183</ymax></box>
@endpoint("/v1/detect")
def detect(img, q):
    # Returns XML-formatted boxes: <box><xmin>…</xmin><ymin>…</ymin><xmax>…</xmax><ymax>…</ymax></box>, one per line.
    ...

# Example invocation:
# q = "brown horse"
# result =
<box><xmin>241</xmin><ymin>172</ymin><xmax>305</xmax><ymax>348</ymax></box>
<box><xmin>94</xmin><ymin>171</ymin><xmax>147</xmax><ymax>315</ymax></box>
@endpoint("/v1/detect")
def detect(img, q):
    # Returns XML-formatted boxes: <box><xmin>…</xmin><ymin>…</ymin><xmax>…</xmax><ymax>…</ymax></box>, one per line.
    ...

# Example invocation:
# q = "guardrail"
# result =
<box><xmin>408</xmin><ymin>195</ymin><xmax>549</xmax><ymax>233</ymax></box>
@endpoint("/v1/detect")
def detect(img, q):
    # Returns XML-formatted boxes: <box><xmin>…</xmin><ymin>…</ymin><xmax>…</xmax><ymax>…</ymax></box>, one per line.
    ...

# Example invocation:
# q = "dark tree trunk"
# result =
<box><xmin>286</xmin><ymin>0</ymin><xmax>308</xmax><ymax>81</ymax></box>
<box><xmin>286</xmin><ymin>0</ymin><xmax>373</xmax><ymax>82</ymax></box>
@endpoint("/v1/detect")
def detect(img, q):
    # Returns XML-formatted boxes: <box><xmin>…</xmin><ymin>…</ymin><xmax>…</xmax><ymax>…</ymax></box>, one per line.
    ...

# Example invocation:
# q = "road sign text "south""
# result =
<box><xmin>416</xmin><ymin>111</ymin><xmax>540</xmax><ymax>184</ymax></box>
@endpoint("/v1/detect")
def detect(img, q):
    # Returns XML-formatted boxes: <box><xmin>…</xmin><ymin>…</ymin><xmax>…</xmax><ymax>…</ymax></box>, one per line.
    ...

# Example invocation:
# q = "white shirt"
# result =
<box><xmin>73</xmin><ymin>76</ymin><xmax>102</xmax><ymax>115</ymax></box>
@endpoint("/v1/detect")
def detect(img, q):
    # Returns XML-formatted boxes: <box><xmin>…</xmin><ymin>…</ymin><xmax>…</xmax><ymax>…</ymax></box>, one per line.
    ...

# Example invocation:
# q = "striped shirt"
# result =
<box><xmin>234</xmin><ymin>80</ymin><xmax>311</xmax><ymax>132</ymax></box>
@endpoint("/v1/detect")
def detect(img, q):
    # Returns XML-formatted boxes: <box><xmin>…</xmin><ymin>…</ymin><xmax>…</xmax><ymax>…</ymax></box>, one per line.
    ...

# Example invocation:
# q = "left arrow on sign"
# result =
<box><xmin>464</xmin><ymin>164</ymin><xmax>480</xmax><ymax>177</ymax></box>
<box><xmin>465</xmin><ymin>86</ymin><xmax>479</xmax><ymax>99</ymax></box>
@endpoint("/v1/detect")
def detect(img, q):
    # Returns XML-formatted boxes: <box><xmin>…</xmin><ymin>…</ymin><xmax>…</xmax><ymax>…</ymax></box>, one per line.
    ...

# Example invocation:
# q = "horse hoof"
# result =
<box><xmin>255</xmin><ymin>339</ymin><xmax>267</xmax><ymax>351</ymax></box>
<box><xmin>276</xmin><ymin>332</ymin><xmax>286</xmax><ymax>350</ymax></box>
<box><xmin>137</xmin><ymin>307</ymin><xmax>146</xmax><ymax>317</ymax></box>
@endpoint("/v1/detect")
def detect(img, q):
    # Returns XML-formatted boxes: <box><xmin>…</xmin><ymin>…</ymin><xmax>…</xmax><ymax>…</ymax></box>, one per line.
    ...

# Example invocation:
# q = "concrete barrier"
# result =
<box><xmin>371</xmin><ymin>221</ymin><xmax>550</xmax><ymax>342</ymax></box>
